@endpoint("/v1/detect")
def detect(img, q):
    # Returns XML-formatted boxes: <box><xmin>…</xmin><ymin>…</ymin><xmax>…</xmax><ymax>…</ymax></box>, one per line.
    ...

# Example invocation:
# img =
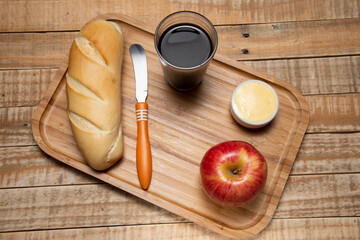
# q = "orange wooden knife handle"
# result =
<box><xmin>135</xmin><ymin>102</ymin><xmax>152</xmax><ymax>190</ymax></box>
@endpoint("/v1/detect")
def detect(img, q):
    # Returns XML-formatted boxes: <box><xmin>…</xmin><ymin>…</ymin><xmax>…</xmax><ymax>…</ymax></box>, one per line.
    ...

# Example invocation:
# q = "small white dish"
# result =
<box><xmin>230</xmin><ymin>80</ymin><xmax>279</xmax><ymax>128</ymax></box>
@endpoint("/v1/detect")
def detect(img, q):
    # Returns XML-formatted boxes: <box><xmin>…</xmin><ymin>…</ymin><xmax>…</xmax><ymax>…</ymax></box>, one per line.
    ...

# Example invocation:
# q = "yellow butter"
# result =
<box><xmin>233</xmin><ymin>81</ymin><xmax>278</xmax><ymax>123</ymax></box>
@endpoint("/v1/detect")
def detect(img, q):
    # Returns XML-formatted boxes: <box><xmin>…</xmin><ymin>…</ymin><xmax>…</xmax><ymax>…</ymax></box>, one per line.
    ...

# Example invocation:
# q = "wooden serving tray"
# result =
<box><xmin>32</xmin><ymin>13</ymin><xmax>309</xmax><ymax>239</ymax></box>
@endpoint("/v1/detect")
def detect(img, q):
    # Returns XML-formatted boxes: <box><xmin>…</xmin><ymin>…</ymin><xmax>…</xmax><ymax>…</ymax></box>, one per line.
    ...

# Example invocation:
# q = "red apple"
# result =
<box><xmin>200</xmin><ymin>141</ymin><xmax>267</xmax><ymax>207</ymax></box>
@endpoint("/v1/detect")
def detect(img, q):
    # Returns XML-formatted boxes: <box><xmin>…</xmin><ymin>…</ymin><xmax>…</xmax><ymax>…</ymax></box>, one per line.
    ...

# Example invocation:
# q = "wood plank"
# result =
<box><xmin>1</xmin><ymin>56</ymin><xmax>359</xmax><ymax>110</ymax></box>
<box><xmin>0</xmin><ymin>69</ymin><xmax>57</xmax><ymax>107</ymax></box>
<box><xmin>0</xmin><ymin>174</ymin><xmax>358</xmax><ymax>232</ymax></box>
<box><xmin>1</xmin><ymin>19</ymin><xmax>360</xmax><ymax>69</ymax></box>
<box><xmin>0</xmin><ymin>146</ymin><xmax>97</xmax><ymax>188</ymax></box>
<box><xmin>0</xmin><ymin>107</ymin><xmax>36</xmax><ymax>147</ymax></box>
<box><xmin>293</xmin><ymin>132</ymin><xmax>360</xmax><ymax>175</ymax></box>
<box><xmin>1</xmin><ymin>132</ymin><xmax>360</xmax><ymax>188</ymax></box>
<box><xmin>1</xmin><ymin>0</ymin><xmax>359</xmax><ymax>32</ymax></box>
<box><xmin>0</xmin><ymin>184</ymin><xmax>184</xmax><ymax>232</ymax></box>
<box><xmin>244</xmin><ymin>56</ymin><xmax>360</xmax><ymax>95</ymax></box>
<box><xmin>1</xmin><ymin>57</ymin><xmax>359</xmax><ymax>105</ymax></box>
<box><xmin>0</xmin><ymin>94</ymin><xmax>359</xmax><ymax>148</ymax></box>
<box><xmin>0</xmin><ymin>32</ymin><xmax>75</xmax><ymax>69</ymax></box>
<box><xmin>275</xmin><ymin>174</ymin><xmax>360</xmax><ymax>218</ymax></box>
<box><xmin>217</xmin><ymin>18</ymin><xmax>360</xmax><ymax>60</ymax></box>
<box><xmin>0</xmin><ymin>218</ymin><xmax>359</xmax><ymax>240</ymax></box>
<box><xmin>306</xmin><ymin>94</ymin><xmax>360</xmax><ymax>133</ymax></box>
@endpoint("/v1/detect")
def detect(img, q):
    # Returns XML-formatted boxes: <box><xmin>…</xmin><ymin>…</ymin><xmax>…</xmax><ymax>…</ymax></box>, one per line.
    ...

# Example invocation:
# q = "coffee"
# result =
<box><xmin>158</xmin><ymin>24</ymin><xmax>213</xmax><ymax>68</ymax></box>
<box><xmin>154</xmin><ymin>11</ymin><xmax>218</xmax><ymax>91</ymax></box>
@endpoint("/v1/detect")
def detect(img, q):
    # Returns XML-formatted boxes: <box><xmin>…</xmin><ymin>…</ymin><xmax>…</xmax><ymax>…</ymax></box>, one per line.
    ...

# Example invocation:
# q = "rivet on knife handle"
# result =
<box><xmin>130</xmin><ymin>44</ymin><xmax>152</xmax><ymax>190</ymax></box>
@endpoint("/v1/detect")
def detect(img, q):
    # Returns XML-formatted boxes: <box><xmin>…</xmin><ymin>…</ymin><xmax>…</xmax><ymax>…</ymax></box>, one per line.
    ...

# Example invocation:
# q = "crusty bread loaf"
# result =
<box><xmin>66</xmin><ymin>20</ymin><xmax>124</xmax><ymax>171</ymax></box>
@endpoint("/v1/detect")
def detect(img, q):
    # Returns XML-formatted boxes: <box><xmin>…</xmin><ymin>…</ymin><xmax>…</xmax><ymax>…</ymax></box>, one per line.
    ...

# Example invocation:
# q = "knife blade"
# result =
<box><xmin>130</xmin><ymin>44</ymin><xmax>152</xmax><ymax>190</ymax></box>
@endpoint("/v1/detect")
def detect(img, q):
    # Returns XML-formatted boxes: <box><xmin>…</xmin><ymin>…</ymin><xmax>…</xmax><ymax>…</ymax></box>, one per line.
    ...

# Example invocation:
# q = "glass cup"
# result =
<box><xmin>154</xmin><ymin>11</ymin><xmax>218</xmax><ymax>91</ymax></box>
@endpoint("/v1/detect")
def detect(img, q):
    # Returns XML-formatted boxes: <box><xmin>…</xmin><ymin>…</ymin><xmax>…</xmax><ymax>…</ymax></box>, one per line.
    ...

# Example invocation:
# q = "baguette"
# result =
<box><xmin>66</xmin><ymin>20</ymin><xmax>124</xmax><ymax>171</ymax></box>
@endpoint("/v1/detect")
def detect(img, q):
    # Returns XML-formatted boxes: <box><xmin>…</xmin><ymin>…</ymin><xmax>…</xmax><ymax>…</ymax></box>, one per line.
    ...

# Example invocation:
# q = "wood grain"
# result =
<box><xmin>1</xmin><ymin>19</ymin><xmax>360</xmax><ymax>69</ymax></box>
<box><xmin>293</xmin><ymin>132</ymin><xmax>360</xmax><ymax>174</ymax></box>
<box><xmin>0</xmin><ymin>174</ymin><xmax>358</xmax><ymax>232</ymax></box>
<box><xmin>0</xmin><ymin>146</ymin><xmax>98</xmax><ymax>188</ymax></box>
<box><xmin>0</xmin><ymin>107</ymin><xmax>36</xmax><ymax>147</ymax></box>
<box><xmin>305</xmin><ymin>94</ymin><xmax>360</xmax><ymax>133</ymax></box>
<box><xmin>1</xmin><ymin>132</ymin><xmax>359</xmax><ymax>189</ymax></box>
<box><xmin>0</xmin><ymin>69</ymin><xmax>57</xmax><ymax>107</ymax></box>
<box><xmin>1</xmin><ymin>0</ymin><xmax>359</xmax><ymax>238</ymax></box>
<box><xmin>1</xmin><ymin>0</ymin><xmax>359</xmax><ymax>32</ymax></box>
<box><xmin>2</xmin><ymin>94</ymin><xmax>356</xmax><ymax>148</ymax></box>
<box><xmin>2</xmin><ymin>57</ymin><xmax>359</xmax><ymax>106</ymax></box>
<box><xmin>244</xmin><ymin>56</ymin><xmax>360</xmax><ymax>95</ymax></box>
<box><xmin>275</xmin><ymin>174</ymin><xmax>360</xmax><ymax>218</ymax></box>
<box><xmin>217</xmin><ymin>18</ymin><xmax>360</xmax><ymax>60</ymax></box>
<box><xmin>2</xmin><ymin>56</ymin><xmax>359</xmax><ymax>109</ymax></box>
<box><xmin>0</xmin><ymin>217</ymin><xmax>359</xmax><ymax>240</ymax></box>
<box><xmin>0</xmin><ymin>184</ymin><xmax>183</xmax><ymax>232</ymax></box>
<box><xmin>0</xmin><ymin>32</ymin><xmax>74</xmax><ymax>69</ymax></box>
<box><xmin>30</xmin><ymin>13</ymin><xmax>309</xmax><ymax>238</ymax></box>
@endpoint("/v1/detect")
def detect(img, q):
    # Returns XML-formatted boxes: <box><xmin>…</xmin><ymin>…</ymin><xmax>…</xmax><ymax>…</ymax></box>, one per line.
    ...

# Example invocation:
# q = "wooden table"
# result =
<box><xmin>1</xmin><ymin>1</ymin><xmax>359</xmax><ymax>239</ymax></box>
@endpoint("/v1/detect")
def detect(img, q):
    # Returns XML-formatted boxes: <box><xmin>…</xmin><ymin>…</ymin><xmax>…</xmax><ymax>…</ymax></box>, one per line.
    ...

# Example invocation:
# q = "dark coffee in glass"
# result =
<box><xmin>155</xmin><ymin>11</ymin><xmax>218</xmax><ymax>91</ymax></box>
<box><xmin>158</xmin><ymin>24</ymin><xmax>213</xmax><ymax>68</ymax></box>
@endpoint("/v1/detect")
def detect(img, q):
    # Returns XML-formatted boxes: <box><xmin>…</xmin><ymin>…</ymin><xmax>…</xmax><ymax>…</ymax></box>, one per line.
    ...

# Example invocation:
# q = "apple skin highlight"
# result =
<box><xmin>200</xmin><ymin>141</ymin><xmax>267</xmax><ymax>207</ymax></box>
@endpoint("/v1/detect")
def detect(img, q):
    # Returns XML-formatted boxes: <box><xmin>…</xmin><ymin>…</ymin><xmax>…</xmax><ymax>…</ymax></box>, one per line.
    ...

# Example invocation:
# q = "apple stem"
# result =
<box><xmin>232</xmin><ymin>168</ymin><xmax>241</xmax><ymax>175</ymax></box>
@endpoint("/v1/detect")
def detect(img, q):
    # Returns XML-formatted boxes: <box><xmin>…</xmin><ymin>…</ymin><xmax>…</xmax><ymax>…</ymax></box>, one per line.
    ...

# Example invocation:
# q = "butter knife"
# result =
<box><xmin>130</xmin><ymin>44</ymin><xmax>152</xmax><ymax>190</ymax></box>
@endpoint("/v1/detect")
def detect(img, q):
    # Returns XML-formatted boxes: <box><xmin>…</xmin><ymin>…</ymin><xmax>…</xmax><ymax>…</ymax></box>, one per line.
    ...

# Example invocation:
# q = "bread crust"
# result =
<box><xmin>66</xmin><ymin>20</ymin><xmax>124</xmax><ymax>171</ymax></box>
